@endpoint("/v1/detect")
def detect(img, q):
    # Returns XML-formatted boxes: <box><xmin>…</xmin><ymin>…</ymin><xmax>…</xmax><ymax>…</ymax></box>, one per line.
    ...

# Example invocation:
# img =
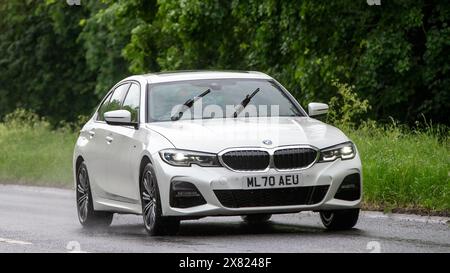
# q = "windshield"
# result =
<box><xmin>147</xmin><ymin>79</ymin><xmax>304</xmax><ymax>122</ymax></box>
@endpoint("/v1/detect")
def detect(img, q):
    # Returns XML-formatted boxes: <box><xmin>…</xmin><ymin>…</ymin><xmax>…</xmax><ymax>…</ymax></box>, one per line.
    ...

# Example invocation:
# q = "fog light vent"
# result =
<box><xmin>170</xmin><ymin>181</ymin><xmax>206</xmax><ymax>208</ymax></box>
<box><xmin>334</xmin><ymin>173</ymin><xmax>361</xmax><ymax>201</ymax></box>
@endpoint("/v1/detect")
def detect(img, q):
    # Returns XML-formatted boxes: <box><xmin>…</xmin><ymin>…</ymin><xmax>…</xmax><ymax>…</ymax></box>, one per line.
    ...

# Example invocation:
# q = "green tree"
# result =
<box><xmin>78</xmin><ymin>0</ymin><xmax>150</xmax><ymax>96</ymax></box>
<box><xmin>120</xmin><ymin>0</ymin><xmax>449</xmax><ymax>124</ymax></box>
<box><xmin>0</xmin><ymin>0</ymin><xmax>449</xmax><ymax>125</ymax></box>
<box><xmin>0</xmin><ymin>0</ymin><xmax>97</xmax><ymax>124</ymax></box>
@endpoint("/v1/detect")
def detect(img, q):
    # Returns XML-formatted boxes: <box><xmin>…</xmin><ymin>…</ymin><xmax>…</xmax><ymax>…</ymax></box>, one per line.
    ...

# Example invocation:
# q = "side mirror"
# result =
<box><xmin>104</xmin><ymin>110</ymin><xmax>138</xmax><ymax>129</ymax></box>
<box><xmin>308</xmin><ymin>102</ymin><xmax>329</xmax><ymax>117</ymax></box>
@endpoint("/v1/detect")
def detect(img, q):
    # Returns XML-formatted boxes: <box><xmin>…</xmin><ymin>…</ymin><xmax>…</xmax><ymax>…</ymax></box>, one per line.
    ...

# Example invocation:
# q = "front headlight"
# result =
<box><xmin>319</xmin><ymin>142</ymin><xmax>356</xmax><ymax>162</ymax></box>
<box><xmin>159</xmin><ymin>149</ymin><xmax>221</xmax><ymax>167</ymax></box>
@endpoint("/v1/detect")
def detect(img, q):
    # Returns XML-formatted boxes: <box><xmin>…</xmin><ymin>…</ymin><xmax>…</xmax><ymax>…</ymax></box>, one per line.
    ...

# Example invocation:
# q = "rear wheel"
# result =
<box><xmin>241</xmin><ymin>214</ymin><xmax>272</xmax><ymax>223</ymax></box>
<box><xmin>140</xmin><ymin>163</ymin><xmax>180</xmax><ymax>236</ymax></box>
<box><xmin>76</xmin><ymin>162</ymin><xmax>113</xmax><ymax>227</ymax></box>
<box><xmin>320</xmin><ymin>209</ymin><xmax>359</xmax><ymax>230</ymax></box>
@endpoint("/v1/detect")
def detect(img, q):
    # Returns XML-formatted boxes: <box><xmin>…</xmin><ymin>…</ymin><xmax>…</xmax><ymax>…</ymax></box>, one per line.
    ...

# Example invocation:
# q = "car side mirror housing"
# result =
<box><xmin>104</xmin><ymin>110</ymin><xmax>138</xmax><ymax>129</ymax></box>
<box><xmin>308</xmin><ymin>102</ymin><xmax>329</xmax><ymax>117</ymax></box>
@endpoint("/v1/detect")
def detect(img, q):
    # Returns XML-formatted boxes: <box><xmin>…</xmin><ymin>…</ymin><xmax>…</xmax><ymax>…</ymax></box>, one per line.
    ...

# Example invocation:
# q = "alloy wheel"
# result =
<box><xmin>76</xmin><ymin>166</ymin><xmax>90</xmax><ymax>223</ymax></box>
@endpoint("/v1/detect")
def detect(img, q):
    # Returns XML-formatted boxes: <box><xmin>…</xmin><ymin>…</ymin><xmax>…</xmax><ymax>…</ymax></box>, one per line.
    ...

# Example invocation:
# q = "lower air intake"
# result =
<box><xmin>214</xmin><ymin>185</ymin><xmax>329</xmax><ymax>208</ymax></box>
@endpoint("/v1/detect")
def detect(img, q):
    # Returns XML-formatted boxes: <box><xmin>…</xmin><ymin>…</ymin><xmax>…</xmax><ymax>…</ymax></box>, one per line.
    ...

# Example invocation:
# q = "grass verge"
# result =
<box><xmin>0</xmin><ymin>123</ymin><xmax>76</xmax><ymax>188</ymax></box>
<box><xmin>347</xmin><ymin>122</ymin><xmax>449</xmax><ymax>215</ymax></box>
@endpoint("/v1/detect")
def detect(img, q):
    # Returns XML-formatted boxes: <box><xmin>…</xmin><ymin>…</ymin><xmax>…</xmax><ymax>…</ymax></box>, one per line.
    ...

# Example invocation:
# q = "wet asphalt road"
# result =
<box><xmin>0</xmin><ymin>184</ymin><xmax>448</xmax><ymax>253</ymax></box>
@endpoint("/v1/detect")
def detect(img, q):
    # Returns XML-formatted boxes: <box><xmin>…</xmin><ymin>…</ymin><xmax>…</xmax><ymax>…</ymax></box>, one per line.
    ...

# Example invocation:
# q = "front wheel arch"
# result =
<box><xmin>139</xmin><ymin>156</ymin><xmax>152</xmax><ymax>183</ymax></box>
<box><xmin>74</xmin><ymin>155</ymin><xmax>85</xmax><ymax>188</ymax></box>
<box><xmin>139</xmin><ymin>162</ymin><xmax>179</xmax><ymax>235</ymax></box>
<box><xmin>138</xmin><ymin>155</ymin><xmax>152</xmax><ymax>208</ymax></box>
<box><xmin>75</xmin><ymin>156</ymin><xmax>84</xmax><ymax>172</ymax></box>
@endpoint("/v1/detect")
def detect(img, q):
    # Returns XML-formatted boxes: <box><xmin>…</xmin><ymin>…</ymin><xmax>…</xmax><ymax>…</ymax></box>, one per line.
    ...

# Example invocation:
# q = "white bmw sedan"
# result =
<box><xmin>73</xmin><ymin>71</ymin><xmax>362</xmax><ymax>235</ymax></box>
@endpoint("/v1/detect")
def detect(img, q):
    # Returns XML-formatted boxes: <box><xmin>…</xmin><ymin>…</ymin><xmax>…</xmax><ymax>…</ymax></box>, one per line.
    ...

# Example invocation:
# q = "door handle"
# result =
<box><xmin>88</xmin><ymin>130</ymin><xmax>95</xmax><ymax>138</ymax></box>
<box><xmin>105</xmin><ymin>136</ymin><xmax>113</xmax><ymax>144</ymax></box>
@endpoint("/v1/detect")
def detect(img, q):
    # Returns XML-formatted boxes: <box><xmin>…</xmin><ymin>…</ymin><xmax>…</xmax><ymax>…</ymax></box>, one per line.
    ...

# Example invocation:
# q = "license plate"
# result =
<box><xmin>243</xmin><ymin>174</ymin><xmax>301</xmax><ymax>189</ymax></box>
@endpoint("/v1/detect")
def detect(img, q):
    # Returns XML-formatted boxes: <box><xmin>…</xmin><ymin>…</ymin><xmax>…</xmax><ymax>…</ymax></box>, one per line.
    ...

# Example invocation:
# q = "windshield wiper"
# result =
<box><xmin>171</xmin><ymin>89</ymin><xmax>211</xmax><ymax>121</ymax></box>
<box><xmin>232</xmin><ymin>88</ymin><xmax>260</xmax><ymax>118</ymax></box>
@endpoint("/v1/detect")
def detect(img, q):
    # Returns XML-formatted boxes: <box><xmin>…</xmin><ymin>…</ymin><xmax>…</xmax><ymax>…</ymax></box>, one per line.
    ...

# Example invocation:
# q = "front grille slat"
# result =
<box><xmin>273</xmin><ymin>148</ymin><xmax>317</xmax><ymax>170</ymax></box>
<box><xmin>221</xmin><ymin>150</ymin><xmax>270</xmax><ymax>171</ymax></box>
<box><xmin>214</xmin><ymin>185</ymin><xmax>329</xmax><ymax>208</ymax></box>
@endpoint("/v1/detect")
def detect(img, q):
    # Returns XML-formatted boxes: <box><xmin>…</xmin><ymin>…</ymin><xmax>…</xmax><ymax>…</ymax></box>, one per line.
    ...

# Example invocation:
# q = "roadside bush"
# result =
<box><xmin>58</xmin><ymin>114</ymin><xmax>90</xmax><ymax>133</ymax></box>
<box><xmin>3</xmin><ymin>108</ymin><xmax>50</xmax><ymax>130</ymax></box>
<box><xmin>327</xmin><ymin>80</ymin><xmax>371</xmax><ymax>128</ymax></box>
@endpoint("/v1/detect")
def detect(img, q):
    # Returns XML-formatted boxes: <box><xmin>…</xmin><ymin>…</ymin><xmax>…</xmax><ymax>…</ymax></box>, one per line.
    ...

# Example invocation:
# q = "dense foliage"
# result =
<box><xmin>0</xmin><ymin>0</ymin><xmax>449</xmax><ymax>125</ymax></box>
<box><xmin>0</xmin><ymin>1</ymin><xmax>97</xmax><ymax>124</ymax></box>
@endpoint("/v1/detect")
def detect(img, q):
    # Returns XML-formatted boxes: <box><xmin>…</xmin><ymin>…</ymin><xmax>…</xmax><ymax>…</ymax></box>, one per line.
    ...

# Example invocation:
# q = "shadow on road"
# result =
<box><xmin>78</xmin><ymin>219</ymin><xmax>363</xmax><ymax>239</ymax></box>
<box><xmin>179</xmin><ymin>221</ymin><xmax>323</xmax><ymax>236</ymax></box>
<box><xmin>177</xmin><ymin>221</ymin><xmax>364</xmax><ymax>237</ymax></box>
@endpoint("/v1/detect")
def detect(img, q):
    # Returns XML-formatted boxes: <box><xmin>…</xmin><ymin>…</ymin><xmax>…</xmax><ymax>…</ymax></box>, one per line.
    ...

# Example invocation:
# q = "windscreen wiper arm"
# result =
<box><xmin>232</xmin><ymin>88</ymin><xmax>260</xmax><ymax>118</ymax></box>
<box><xmin>171</xmin><ymin>89</ymin><xmax>211</xmax><ymax>121</ymax></box>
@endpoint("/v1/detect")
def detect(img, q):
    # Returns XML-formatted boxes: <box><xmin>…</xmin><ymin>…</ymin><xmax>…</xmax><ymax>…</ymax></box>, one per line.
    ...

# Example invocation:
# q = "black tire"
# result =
<box><xmin>140</xmin><ymin>163</ymin><xmax>180</xmax><ymax>236</ymax></box>
<box><xmin>241</xmin><ymin>214</ymin><xmax>272</xmax><ymax>223</ymax></box>
<box><xmin>76</xmin><ymin>162</ymin><xmax>113</xmax><ymax>228</ymax></box>
<box><xmin>319</xmin><ymin>209</ymin><xmax>359</xmax><ymax>230</ymax></box>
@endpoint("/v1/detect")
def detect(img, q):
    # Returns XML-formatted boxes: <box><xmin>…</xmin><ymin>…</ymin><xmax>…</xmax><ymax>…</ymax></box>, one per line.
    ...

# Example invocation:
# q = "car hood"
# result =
<box><xmin>145</xmin><ymin>117</ymin><xmax>349</xmax><ymax>153</ymax></box>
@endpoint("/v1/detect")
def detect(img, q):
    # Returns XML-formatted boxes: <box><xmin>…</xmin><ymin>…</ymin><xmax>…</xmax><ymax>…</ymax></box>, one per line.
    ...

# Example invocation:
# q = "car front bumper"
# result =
<box><xmin>152</xmin><ymin>152</ymin><xmax>362</xmax><ymax>217</ymax></box>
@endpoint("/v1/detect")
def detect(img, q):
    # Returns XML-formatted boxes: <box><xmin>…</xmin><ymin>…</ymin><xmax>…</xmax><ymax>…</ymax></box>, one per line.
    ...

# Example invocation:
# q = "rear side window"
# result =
<box><xmin>122</xmin><ymin>83</ymin><xmax>140</xmax><ymax>123</ymax></box>
<box><xmin>97</xmin><ymin>83</ymin><xmax>131</xmax><ymax>121</ymax></box>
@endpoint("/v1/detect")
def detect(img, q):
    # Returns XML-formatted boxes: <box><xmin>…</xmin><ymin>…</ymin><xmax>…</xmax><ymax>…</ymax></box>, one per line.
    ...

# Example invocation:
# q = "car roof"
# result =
<box><xmin>124</xmin><ymin>70</ymin><xmax>273</xmax><ymax>84</ymax></box>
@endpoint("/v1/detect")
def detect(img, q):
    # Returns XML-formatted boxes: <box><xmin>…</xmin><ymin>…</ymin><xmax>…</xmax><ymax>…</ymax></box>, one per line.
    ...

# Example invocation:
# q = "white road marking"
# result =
<box><xmin>0</xmin><ymin>237</ymin><xmax>33</xmax><ymax>245</ymax></box>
